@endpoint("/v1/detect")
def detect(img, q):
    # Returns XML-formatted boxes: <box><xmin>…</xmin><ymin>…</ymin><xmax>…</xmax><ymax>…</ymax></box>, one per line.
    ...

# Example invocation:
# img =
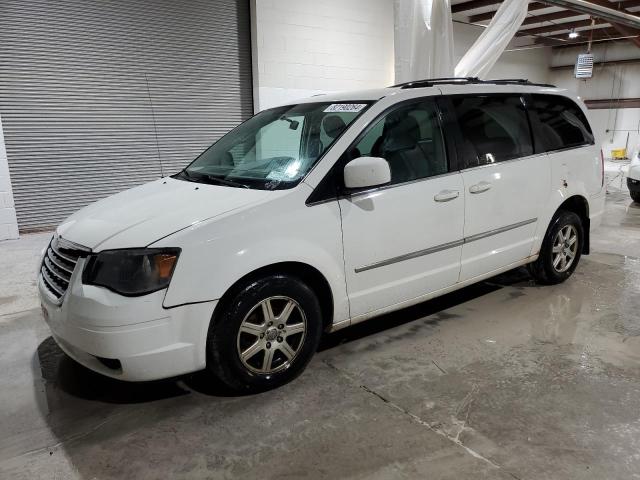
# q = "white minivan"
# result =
<box><xmin>39</xmin><ymin>78</ymin><xmax>605</xmax><ymax>391</ymax></box>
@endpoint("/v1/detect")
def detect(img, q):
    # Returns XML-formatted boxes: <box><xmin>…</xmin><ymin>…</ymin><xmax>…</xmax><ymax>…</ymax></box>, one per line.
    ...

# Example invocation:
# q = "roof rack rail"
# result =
<box><xmin>390</xmin><ymin>77</ymin><xmax>556</xmax><ymax>89</ymax></box>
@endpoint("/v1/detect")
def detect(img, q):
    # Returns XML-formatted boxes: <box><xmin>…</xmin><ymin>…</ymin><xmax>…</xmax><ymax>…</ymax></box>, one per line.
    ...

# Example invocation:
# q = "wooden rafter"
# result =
<box><xmin>520</xmin><ymin>18</ymin><xmax>605</xmax><ymax>35</ymax></box>
<box><xmin>462</xmin><ymin>0</ymin><xmax>640</xmax><ymax>48</ymax></box>
<box><xmin>469</xmin><ymin>2</ymin><xmax>547</xmax><ymax>22</ymax></box>
<box><xmin>585</xmin><ymin>98</ymin><xmax>640</xmax><ymax>109</ymax></box>
<box><xmin>534</xmin><ymin>26</ymin><xmax>638</xmax><ymax>45</ymax></box>
<box><xmin>468</xmin><ymin>0</ymin><xmax>640</xmax><ymax>24</ymax></box>
<box><xmin>538</xmin><ymin>0</ymin><xmax>640</xmax><ymax>48</ymax></box>
<box><xmin>452</xmin><ymin>0</ymin><xmax>502</xmax><ymax>14</ymax></box>
<box><xmin>521</xmin><ymin>9</ymin><xmax>587</xmax><ymax>26</ymax></box>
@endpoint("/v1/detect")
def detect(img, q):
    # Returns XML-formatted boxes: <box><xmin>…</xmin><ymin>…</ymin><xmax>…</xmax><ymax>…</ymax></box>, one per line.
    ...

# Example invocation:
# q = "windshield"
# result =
<box><xmin>177</xmin><ymin>102</ymin><xmax>371</xmax><ymax>189</ymax></box>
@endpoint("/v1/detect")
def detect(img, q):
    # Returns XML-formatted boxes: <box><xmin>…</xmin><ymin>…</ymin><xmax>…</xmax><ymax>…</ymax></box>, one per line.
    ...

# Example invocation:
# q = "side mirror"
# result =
<box><xmin>343</xmin><ymin>156</ymin><xmax>391</xmax><ymax>190</ymax></box>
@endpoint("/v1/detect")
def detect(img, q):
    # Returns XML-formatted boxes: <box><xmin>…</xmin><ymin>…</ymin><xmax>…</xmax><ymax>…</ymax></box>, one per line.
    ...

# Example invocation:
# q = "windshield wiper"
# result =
<box><xmin>202</xmin><ymin>174</ymin><xmax>250</xmax><ymax>189</ymax></box>
<box><xmin>178</xmin><ymin>169</ymin><xmax>198</xmax><ymax>182</ymax></box>
<box><xmin>180</xmin><ymin>169</ymin><xmax>249</xmax><ymax>189</ymax></box>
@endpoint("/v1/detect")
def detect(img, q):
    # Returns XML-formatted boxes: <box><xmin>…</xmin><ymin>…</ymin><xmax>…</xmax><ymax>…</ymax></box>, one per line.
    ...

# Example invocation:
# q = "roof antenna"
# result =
<box><xmin>144</xmin><ymin>73</ymin><xmax>165</xmax><ymax>178</ymax></box>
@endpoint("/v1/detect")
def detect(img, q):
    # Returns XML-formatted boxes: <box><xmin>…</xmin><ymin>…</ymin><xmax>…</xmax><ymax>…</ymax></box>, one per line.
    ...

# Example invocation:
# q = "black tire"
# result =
<box><xmin>631</xmin><ymin>190</ymin><xmax>640</xmax><ymax>203</ymax></box>
<box><xmin>206</xmin><ymin>274</ymin><xmax>323</xmax><ymax>392</ymax></box>
<box><xmin>528</xmin><ymin>210</ymin><xmax>584</xmax><ymax>285</ymax></box>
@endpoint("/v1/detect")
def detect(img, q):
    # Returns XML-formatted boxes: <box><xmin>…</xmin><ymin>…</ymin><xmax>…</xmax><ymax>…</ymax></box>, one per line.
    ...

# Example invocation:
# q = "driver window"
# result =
<box><xmin>350</xmin><ymin>99</ymin><xmax>447</xmax><ymax>185</ymax></box>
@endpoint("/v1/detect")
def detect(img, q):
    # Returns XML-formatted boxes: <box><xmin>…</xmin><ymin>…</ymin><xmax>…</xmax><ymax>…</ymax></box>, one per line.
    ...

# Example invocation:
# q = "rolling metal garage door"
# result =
<box><xmin>0</xmin><ymin>0</ymin><xmax>253</xmax><ymax>232</ymax></box>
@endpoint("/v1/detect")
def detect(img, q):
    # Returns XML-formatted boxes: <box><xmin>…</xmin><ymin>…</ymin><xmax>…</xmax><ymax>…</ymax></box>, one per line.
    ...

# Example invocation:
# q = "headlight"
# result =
<box><xmin>82</xmin><ymin>248</ymin><xmax>180</xmax><ymax>296</ymax></box>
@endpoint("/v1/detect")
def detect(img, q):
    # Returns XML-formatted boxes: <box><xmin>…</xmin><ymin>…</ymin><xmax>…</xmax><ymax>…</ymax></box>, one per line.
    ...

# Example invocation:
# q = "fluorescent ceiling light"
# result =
<box><xmin>569</xmin><ymin>29</ymin><xmax>579</xmax><ymax>39</ymax></box>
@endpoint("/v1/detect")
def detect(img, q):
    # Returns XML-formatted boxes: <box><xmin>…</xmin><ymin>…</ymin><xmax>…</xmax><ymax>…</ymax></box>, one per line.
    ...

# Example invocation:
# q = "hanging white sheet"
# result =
<box><xmin>394</xmin><ymin>0</ymin><xmax>454</xmax><ymax>83</ymax></box>
<box><xmin>455</xmin><ymin>0</ymin><xmax>529</xmax><ymax>78</ymax></box>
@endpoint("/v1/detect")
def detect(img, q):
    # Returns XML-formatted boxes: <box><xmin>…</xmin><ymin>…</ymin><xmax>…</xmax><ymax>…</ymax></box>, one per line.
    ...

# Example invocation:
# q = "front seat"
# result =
<box><xmin>375</xmin><ymin>114</ymin><xmax>425</xmax><ymax>184</ymax></box>
<box><xmin>307</xmin><ymin>115</ymin><xmax>347</xmax><ymax>162</ymax></box>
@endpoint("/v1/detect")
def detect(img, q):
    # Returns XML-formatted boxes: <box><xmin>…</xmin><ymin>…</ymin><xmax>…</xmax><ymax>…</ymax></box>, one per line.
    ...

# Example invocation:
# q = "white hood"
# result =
<box><xmin>57</xmin><ymin>177</ymin><xmax>280</xmax><ymax>250</ymax></box>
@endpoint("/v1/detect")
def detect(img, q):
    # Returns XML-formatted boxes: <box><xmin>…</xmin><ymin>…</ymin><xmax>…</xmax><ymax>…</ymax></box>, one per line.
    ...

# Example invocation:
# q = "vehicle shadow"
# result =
<box><xmin>35</xmin><ymin>266</ymin><xmax>533</xmax><ymax>404</ymax></box>
<box><xmin>25</xmin><ymin>266</ymin><xmax>536</xmax><ymax>479</ymax></box>
<box><xmin>36</xmin><ymin>336</ymin><xmax>240</xmax><ymax>403</ymax></box>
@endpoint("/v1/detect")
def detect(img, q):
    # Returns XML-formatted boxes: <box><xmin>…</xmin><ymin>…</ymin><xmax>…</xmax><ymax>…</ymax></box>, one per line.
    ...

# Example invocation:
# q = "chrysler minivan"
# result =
<box><xmin>39</xmin><ymin>78</ymin><xmax>605</xmax><ymax>391</ymax></box>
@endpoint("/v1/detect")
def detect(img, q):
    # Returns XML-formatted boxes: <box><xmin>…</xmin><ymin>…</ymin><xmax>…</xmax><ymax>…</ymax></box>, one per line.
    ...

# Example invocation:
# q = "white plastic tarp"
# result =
<box><xmin>455</xmin><ymin>0</ymin><xmax>530</xmax><ymax>78</ymax></box>
<box><xmin>394</xmin><ymin>0</ymin><xmax>454</xmax><ymax>83</ymax></box>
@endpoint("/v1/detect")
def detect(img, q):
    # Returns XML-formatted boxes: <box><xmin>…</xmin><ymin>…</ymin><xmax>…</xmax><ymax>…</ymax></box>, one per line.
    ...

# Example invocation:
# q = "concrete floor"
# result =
<box><xmin>1</xmin><ymin>168</ymin><xmax>639</xmax><ymax>479</ymax></box>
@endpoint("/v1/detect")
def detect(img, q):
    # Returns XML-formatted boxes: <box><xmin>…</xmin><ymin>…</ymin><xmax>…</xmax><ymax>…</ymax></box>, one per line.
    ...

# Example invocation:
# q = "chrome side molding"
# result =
<box><xmin>464</xmin><ymin>218</ymin><xmax>537</xmax><ymax>244</ymax></box>
<box><xmin>355</xmin><ymin>217</ymin><xmax>537</xmax><ymax>273</ymax></box>
<box><xmin>355</xmin><ymin>239</ymin><xmax>465</xmax><ymax>273</ymax></box>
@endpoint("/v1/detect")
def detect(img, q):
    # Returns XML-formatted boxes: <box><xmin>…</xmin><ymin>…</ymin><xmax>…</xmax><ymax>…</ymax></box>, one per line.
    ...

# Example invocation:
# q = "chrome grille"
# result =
<box><xmin>40</xmin><ymin>236</ymin><xmax>89</xmax><ymax>302</ymax></box>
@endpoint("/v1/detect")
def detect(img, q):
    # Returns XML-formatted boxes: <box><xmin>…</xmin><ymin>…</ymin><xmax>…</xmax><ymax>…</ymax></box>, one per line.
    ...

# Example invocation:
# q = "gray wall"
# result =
<box><xmin>0</xmin><ymin>0</ymin><xmax>253</xmax><ymax>232</ymax></box>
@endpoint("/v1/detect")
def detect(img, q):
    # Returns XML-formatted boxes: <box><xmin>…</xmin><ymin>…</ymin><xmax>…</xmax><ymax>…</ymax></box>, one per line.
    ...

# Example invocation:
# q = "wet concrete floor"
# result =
<box><xmin>1</xmin><ymin>188</ymin><xmax>639</xmax><ymax>479</ymax></box>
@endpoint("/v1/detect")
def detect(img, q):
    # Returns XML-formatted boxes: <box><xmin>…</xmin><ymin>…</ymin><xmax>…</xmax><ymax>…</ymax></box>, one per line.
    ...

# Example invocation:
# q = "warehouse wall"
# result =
<box><xmin>549</xmin><ymin>42</ymin><xmax>640</xmax><ymax>158</ymax></box>
<box><xmin>452</xmin><ymin>22</ymin><xmax>551</xmax><ymax>83</ymax></box>
<box><xmin>391</xmin><ymin>20</ymin><xmax>551</xmax><ymax>84</ymax></box>
<box><xmin>251</xmin><ymin>0</ymin><xmax>395</xmax><ymax>111</ymax></box>
<box><xmin>0</xmin><ymin>116</ymin><xmax>18</xmax><ymax>240</ymax></box>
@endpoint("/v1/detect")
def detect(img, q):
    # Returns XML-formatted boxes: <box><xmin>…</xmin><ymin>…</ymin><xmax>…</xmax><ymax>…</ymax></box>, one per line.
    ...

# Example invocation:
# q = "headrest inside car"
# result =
<box><xmin>322</xmin><ymin>115</ymin><xmax>347</xmax><ymax>139</ymax></box>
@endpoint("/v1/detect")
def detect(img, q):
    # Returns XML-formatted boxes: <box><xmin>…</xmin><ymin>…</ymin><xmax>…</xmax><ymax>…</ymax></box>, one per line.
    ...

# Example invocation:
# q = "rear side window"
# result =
<box><xmin>529</xmin><ymin>94</ymin><xmax>594</xmax><ymax>151</ymax></box>
<box><xmin>451</xmin><ymin>95</ymin><xmax>533</xmax><ymax>166</ymax></box>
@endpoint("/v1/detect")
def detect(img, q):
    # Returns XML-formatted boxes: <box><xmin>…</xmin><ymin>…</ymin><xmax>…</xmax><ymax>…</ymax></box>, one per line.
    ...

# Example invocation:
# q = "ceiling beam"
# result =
<box><xmin>550</xmin><ymin>57</ymin><xmax>640</xmax><ymax>68</ymax></box>
<box><xmin>520</xmin><ymin>18</ymin><xmax>606</xmax><ymax>35</ymax></box>
<box><xmin>539</xmin><ymin>0</ymin><xmax>640</xmax><ymax>28</ymax></box>
<box><xmin>609</xmin><ymin>22</ymin><xmax>640</xmax><ymax>46</ymax></box>
<box><xmin>584</xmin><ymin>98</ymin><xmax>640</xmax><ymax>108</ymax></box>
<box><xmin>552</xmin><ymin>37</ymin><xmax>635</xmax><ymax>46</ymax></box>
<box><xmin>539</xmin><ymin>0</ymin><xmax>640</xmax><ymax>46</ymax></box>
<box><xmin>452</xmin><ymin>0</ymin><xmax>501</xmax><ymax>14</ymax></box>
<box><xmin>619</xmin><ymin>0</ymin><xmax>640</xmax><ymax>8</ymax></box>
<box><xmin>521</xmin><ymin>9</ymin><xmax>586</xmax><ymax>25</ymax></box>
<box><xmin>470</xmin><ymin>0</ymin><xmax>640</xmax><ymax>23</ymax></box>
<box><xmin>469</xmin><ymin>2</ymin><xmax>548</xmax><ymax>22</ymax></box>
<box><xmin>460</xmin><ymin>0</ymin><xmax>640</xmax><ymax>47</ymax></box>
<box><xmin>550</xmin><ymin>25</ymin><xmax>621</xmax><ymax>37</ymax></box>
<box><xmin>535</xmin><ymin>26</ymin><xmax>637</xmax><ymax>44</ymax></box>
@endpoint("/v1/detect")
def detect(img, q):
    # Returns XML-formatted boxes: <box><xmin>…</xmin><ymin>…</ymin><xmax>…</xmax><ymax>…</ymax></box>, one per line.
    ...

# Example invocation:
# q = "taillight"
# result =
<box><xmin>600</xmin><ymin>149</ymin><xmax>604</xmax><ymax>188</ymax></box>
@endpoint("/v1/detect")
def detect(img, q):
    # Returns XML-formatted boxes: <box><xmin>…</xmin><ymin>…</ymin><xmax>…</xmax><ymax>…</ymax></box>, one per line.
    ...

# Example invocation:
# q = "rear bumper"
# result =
<box><xmin>39</xmin><ymin>263</ymin><xmax>216</xmax><ymax>381</ymax></box>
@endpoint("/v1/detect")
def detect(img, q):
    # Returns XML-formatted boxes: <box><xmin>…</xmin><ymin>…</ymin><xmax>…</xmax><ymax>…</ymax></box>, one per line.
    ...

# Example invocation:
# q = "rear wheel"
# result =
<box><xmin>207</xmin><ymin>274</ymin><xmax>323</xmax><ymax>392</ymax></box>
<box><xmin>631</xmin><ymin>190</ymin><xmax>640</xmax><ymax>203</ymax></box>
<box><xmin>528</xmin><ymin>210</ymin><xmax>583</xmax><ymax>285</ymax></box>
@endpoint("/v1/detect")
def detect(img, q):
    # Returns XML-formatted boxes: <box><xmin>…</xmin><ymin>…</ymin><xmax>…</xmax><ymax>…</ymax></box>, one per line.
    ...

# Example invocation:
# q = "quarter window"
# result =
<box><xmin>349</xmin><ymin>100</ymin><xmax>447</xmax><ymax>185</ymax></box>
<box><xmin>529</xmin><ymin>94</ymin><xmax>594</xmax><ymax>151</ymax></box>
<box><xmin>452</xmin><ymin>95</ymin><xmax>533</xmax><ymax>166</ymax></box>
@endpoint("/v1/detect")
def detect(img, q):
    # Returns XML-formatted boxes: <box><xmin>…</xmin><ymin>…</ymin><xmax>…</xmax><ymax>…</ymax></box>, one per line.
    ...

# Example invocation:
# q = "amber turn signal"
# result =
<box><xmin>155</xmin><ymin>253</ymin><xmax>178</xmax><ymax>279</ymax></box>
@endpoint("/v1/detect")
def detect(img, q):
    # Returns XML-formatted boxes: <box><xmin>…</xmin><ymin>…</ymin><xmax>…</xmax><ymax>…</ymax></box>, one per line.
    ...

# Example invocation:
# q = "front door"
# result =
<box><xmin>338</xmin><ymin>98</ymin><xmax>465</xmax><ymax>319</ymax></box>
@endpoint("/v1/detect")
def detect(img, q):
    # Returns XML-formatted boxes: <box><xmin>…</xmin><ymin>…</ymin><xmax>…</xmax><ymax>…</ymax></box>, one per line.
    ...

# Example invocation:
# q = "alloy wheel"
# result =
<box><xmin>551</xmin><ymin>224</ymin><xmax>578</xmax><ymax>273</ymax></box>
<box><xmin>236</xmin><ymin>296</ymin><xmax>307</xmax><ymax>374</ymax></box>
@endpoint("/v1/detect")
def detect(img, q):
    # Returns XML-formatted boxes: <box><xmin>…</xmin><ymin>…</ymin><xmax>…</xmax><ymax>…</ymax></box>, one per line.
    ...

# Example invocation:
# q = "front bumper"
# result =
<box><xmin>627</xmin><ymin>177</ymin><xmax>640</xmax><ymax>193</ymax></box>
<box><xmin>38</xmin><ymin>258</ymin><xmax>216</xmax><ymax>381</ymax></box>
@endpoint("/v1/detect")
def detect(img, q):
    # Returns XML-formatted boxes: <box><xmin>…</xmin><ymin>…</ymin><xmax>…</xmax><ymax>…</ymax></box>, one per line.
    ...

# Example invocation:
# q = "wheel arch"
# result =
<box><xmin>211</xmin><ymin>261</ymin><xmax>335</xmax><ymax>333</ymax></box>
<box><xmin>556</xmin><ymin>195</ymin><xmax>590</xmax><ymax>254</ymax></box>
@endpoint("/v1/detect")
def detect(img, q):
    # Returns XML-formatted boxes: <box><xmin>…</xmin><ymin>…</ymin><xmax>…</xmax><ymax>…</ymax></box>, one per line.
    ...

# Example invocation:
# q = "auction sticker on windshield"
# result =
<box><xmin>323</xmin><ymin>104</ymin><xmax>367</xmax><ymax>113</ymax></box>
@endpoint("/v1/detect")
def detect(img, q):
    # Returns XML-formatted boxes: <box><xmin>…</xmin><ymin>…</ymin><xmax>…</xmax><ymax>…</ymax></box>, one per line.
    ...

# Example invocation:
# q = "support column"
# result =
<box><xmin>0</xmin><ymin>114</ymin><xmax>19</xmax><ymax>240</ymax></box>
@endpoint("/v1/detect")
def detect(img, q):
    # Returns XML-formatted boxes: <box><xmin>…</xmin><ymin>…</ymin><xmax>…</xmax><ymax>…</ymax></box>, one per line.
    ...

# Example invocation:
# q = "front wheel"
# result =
<box><xmin>206</xmin><ymin>274</ymin><xmax>323</xmax><ymax>392</ymax></box>
<box><xmin>631</xmin><ymin>190</ymin><xmax>640</xmax><ymax>203</ymax></box>
<box><xmin>528</xmin><ymin>210</ymin><xmax>584</xmax><ymax>285</ymax></box>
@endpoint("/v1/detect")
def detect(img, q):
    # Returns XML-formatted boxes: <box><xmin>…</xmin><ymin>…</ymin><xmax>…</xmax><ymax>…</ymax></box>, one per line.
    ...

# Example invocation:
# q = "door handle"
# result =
<box><xmin>434</xmin><ymin>189</ymin><xmax>460</xmax><ymax>202</ymax></box>
<box><xmin>469</xmin><ymin>181</ymin><xmax>492</xmax><ymax>194</ymax></box>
